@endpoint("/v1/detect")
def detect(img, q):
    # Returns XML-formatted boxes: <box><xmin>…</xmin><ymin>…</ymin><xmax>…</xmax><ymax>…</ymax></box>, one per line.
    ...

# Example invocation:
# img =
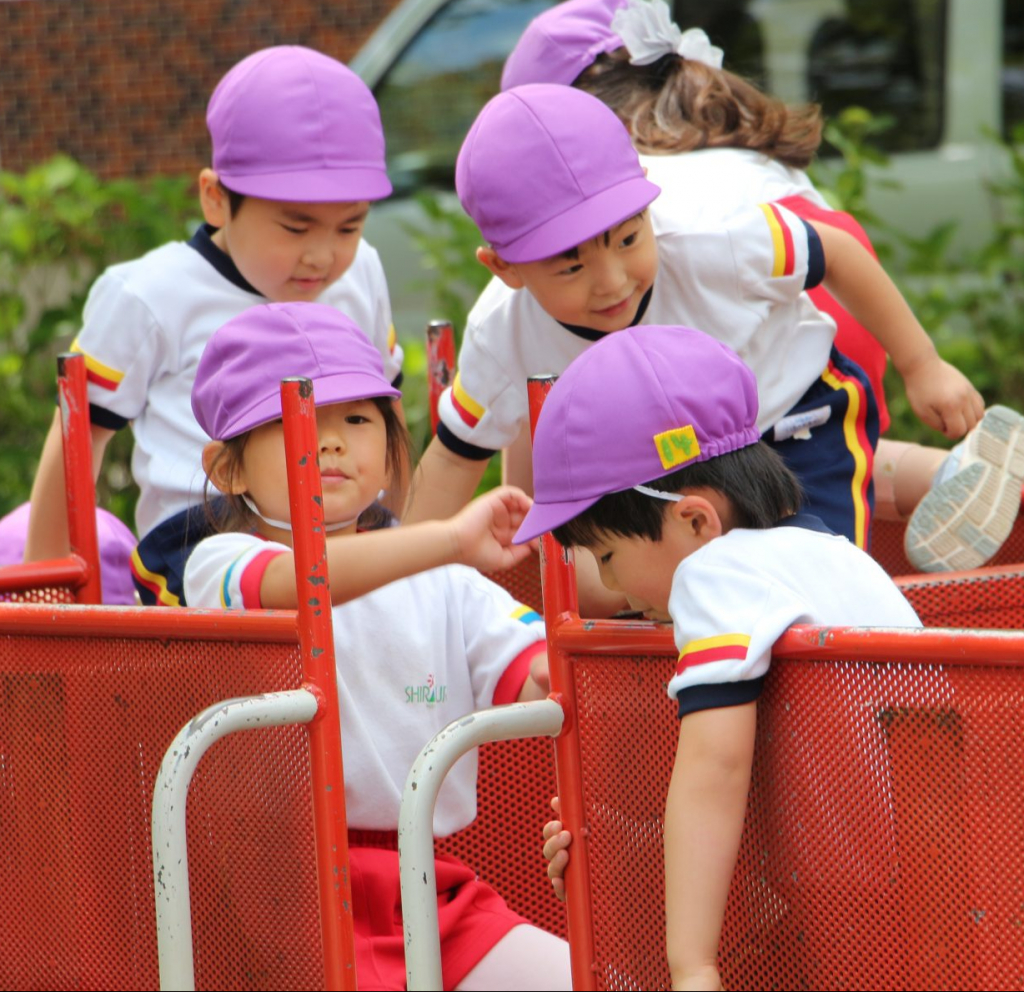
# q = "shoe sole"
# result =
<box><xmin>904</xmin><ymin>406</ymin><xmax>1024</xmax><ymax>572</ymax></box>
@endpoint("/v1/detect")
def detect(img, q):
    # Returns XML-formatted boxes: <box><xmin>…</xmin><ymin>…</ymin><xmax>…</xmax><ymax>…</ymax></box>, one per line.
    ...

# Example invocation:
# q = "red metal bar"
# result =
<box><xmin>0</xmin><ymin>557</ymin><xmax>89</xmax><ymax>595</ymax></box>
<box><xmin>426</xmin><ymin>320</ymin><xmax>456</xmax><ymax>435</ymax></box>
<box><xmin>280</xmin><ymin>377</ymin><xmax>357</xmax><ymax>990</ymax></box>
<box><xmin>58</xmin><ymin>353</ymin><xmax>102</xmax><ymax>604</ymax></box>
<box><xmin>0</xmin><ymin>602</ymin><xmax>300</xmax><ymax>640</ymax></box>
<box><xmin>526</xmin><ymin>374</ymin><xmax>597</xmax><ymax>989</ymax></box>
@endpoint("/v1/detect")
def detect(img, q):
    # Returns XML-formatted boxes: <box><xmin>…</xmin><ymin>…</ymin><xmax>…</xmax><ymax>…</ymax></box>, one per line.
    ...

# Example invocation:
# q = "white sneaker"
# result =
<box><xmin>904</xmin><ymin>405</ymin><xmax>1024</xmax><ymax>572</ymax></box>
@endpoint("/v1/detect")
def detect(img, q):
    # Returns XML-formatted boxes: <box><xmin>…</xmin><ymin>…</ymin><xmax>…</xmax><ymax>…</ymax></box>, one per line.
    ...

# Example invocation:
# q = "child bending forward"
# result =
<box><xmin>514</xmin><ymin>324</ymin><xmax>921</xmax><ymax>991</ymax></box>
<box><xmin>184</xmin><ymin>302</ymin><xmax>570</xmax><ymax>991</ymax></box>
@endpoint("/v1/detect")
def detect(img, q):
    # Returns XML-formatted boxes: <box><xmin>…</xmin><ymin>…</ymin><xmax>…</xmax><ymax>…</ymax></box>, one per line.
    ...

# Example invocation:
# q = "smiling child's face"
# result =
<box><xmin>484</xmin><ymin>212</ymin><xmax>658</xmax><ymax>332</ymax></box>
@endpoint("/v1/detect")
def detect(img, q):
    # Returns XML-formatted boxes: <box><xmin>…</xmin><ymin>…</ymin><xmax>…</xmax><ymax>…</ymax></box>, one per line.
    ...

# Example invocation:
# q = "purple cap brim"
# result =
<box><xmin>217</xmin><ymin>167</ymin><xmax>392</xmax><ymax>203</ymax></box>
<box><xmin>496</xmin><ymin>175</ymin><xmax>660</xmax><ymax>263</ymax></box>
<box><xmin>219</xmin><ymin>370</ymin><xmax>401</xmax><ymax>440</ymax></box>
<box><xmin>515</xmin><ymin>492</ymin><xmax>604</xmax><ymax>545</ymax></box>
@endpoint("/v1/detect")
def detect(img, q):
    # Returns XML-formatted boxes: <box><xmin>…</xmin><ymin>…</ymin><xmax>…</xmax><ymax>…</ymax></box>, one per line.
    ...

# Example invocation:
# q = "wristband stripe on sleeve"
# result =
<box><xmin>677</xmin><ymin>633</ymin><xmax>751</xmax><ymax>674</ymax></box>
<box><xmin>387</xmin><ymin>323</ymin><xmax>397</xmax><ymax>355</ymax></box>
<box><xmin>759</xmin><ymin>203</ymin><xmax>796</xmax><ymax>278</ymax></box>
<box><xmin>129</xmin><ymin>548</ymin><xmax>181</xmax><ymax>607</ymax></box>
<box><xmin>512</xmin><ymin>603</ymin><xmax>542</xmax><ymax>625</ymax></box>
<box><xmin>70</xmin><ymin>338</ymin><xmax>125</xmax><ymax>392</ymax></box>
<box><xmin>451</xmin><ymin>373</ymin><xmax>486</xmax><ymax>428</ymax></box>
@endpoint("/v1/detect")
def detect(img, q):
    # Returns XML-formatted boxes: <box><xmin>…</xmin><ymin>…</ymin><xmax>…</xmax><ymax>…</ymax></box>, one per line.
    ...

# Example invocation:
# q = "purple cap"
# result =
<box><xmin>192</xmin><ymin>302</ymin><xmax>400</xmax><ymax>441</ymax></box>
<box><xmin>207</xmin><ymin>46</ymin><xmax>391</xmax><ymax>202</ymax></box>
<box><xmin>515</xmin><ymin>325</ymin><xmax>761</xmax><ymax>543</ymax></box>
<box><xmin>0</xmin><ymin>503</ymin><xmax>138</xmax><ymax>605</ymax></box>
<box><xmin>456</xmin><ymin>84</ymin><xmax>659</xmax><ymax>263</ymax></box>
<box><xmin>501</xmin><ymin>0</ymin><xmax>627</xmax><ymax>90</ymax></box>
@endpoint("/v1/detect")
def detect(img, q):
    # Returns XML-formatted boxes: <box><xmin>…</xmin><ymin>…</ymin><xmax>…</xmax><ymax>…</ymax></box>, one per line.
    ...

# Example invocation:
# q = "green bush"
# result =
<box><xmin>0</xmin><ymin>156</ymin><xmax>197</xmax><ymax>523</ymax></box>
<box><xmin>810</xmin><ymin>114</ymin><xmax>1024</xmax><ymax>446</ymax></box>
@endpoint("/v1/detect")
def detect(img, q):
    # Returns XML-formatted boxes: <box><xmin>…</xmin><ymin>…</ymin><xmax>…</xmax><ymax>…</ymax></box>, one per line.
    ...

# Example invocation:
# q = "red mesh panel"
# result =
<box><xmin>898</xmin><ymin>566</ymin><xmax>1024</xmax><ymax>629</ymax></box>
<box><xmin>567</xmin><ymin>647</ymin><xmax>1024</xmax><ymax>991</ymax></box>
<box><xmin>438</xmin><ymin>736</ymin><xmax>565</xmax><ymax>939</ymax></box>
<box><xmin>0</xmin><ymin>586</ymin><xmax>77</xmax><ymax>604</ymax></box>
<box><xmin>0</xmin><ymin>618</ymin><xmax>325</xmax><ymax>991</ymax></box>
<box><xmin>872</xmin><ymin>514</ymin><xmax>1024</xmax><ymax>577</ymax></box>
<box><xmin>484</xmin><ymin>556</ymin><xmax>544</xmax><ymax>613</ymax></box>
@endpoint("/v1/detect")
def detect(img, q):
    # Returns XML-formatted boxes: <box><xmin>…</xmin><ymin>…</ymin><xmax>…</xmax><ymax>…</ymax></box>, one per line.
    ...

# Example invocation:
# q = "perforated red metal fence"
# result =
<box><xmin>544</xmin><ymin>619</ymin><xmax>1024</xmax><ymax>991</ymax></box>
<box><xmin>0</xmin><ymin>607</ymin><xmax>326</xmax><ymax>991</ymax></box>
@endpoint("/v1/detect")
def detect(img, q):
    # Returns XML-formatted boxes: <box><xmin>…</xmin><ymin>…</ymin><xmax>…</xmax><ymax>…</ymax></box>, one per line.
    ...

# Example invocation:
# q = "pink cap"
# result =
<box><xmin>456</xmin><ymin>84</ymin><xmax>659</xmax><ymax>263</ymax></box>
<box><xmin>514</xmin><ymin>325</ymin><xmax>761</xmax><ymax>543</ymax></box>
<box><xmin>207</xmin><ymin>46</ymin><xmax>391</xmax><ymax>202</ymax></box>
<box><xmin>501</xmin><ymin>0</ymin><xmax>627</xmax><ymax>90</ymax></box>
<box><xmin>0</xmin><ymin>503</ymin><xmax>138</xmax><ymax>605</ymax></box>
<box><xmin>192</xmin><ymin>302</ymin><xmax>400</xmax><ymax>441</ymax></box>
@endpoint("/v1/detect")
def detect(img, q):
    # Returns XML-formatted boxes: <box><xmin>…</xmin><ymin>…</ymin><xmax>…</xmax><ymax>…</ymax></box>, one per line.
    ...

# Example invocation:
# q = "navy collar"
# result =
<box><xmin>557</xmin><ymin>285</ymin><xmax>654</xmax><ymax>342</ymax></box>
<box><xmin>187</xmin><ymin>223</ymin><xmax>262</xmax><ymax>296</ymax></box>
<box><xmin>775</xmin><ymin>511</ymin><xmax>834</xmax><ymax>535</ymax></box>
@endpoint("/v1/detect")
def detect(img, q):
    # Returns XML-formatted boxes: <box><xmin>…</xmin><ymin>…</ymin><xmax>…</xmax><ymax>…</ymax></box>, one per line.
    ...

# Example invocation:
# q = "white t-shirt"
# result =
<box><xmin>438</xmin><ymin>200</ymin><xmax>830</xmax><ymax>457</ymax></box>
<box><xmin>638</xmin><ymin>147</ymin><xmax>829</xmax><ymax>226</ymax></box>
<box><xmin>183</xmin><ymin>531</ymin><xmax>546</xmax><ymax>836</ymax></box>
<box><xmin>71</xmin><ymin>229</ymin><xmax>402</xmax><ymax>538</ymax></box>
<box><xmin>666</xmin><ymin>518</ymin><xmax>921</xmax><ymax>712</ymax></box>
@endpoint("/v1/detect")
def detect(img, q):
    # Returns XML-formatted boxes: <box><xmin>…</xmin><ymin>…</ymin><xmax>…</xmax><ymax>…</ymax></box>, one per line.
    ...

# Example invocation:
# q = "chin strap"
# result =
<box><xmin>632</xmin><ymin>484</ymin><xmax>684</xmax><ymax>502</ymax></box>
<box><xmin>241</xmin><ymin>494</ymin><xmax>356</xmax><ymax>533</ymax></box>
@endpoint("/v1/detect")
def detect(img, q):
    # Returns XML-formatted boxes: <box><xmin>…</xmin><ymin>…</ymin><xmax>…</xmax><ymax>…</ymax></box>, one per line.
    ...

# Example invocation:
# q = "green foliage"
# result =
<box><xmin>401</xmin><ymin>191</ymin><xmax>491</xmax><ymax>344</ymax></box>
<box><xmin>0</xmin><ymin>155</ymin><xmax>197</xmax><ymax>523</ymax></box>
<box><xmin>814</xmin><ymin>117</ymin><xmax>1024</xmax><ymax>445</ymax></box>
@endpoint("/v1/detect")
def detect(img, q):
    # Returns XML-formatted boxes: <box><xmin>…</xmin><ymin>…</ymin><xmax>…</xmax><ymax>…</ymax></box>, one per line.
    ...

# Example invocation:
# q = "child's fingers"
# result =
<box><xmin>541</xmin><ymin>817</ymin><xmax>564</xmax><ymax>844</ymax></box>
<box><xmin>550</xmin><ymin>795</ymin><xmax>561</xmax><ymax>816</ymax></box>
<box><xmin>542</xmin><ymin>828</ymin><xmax>572</xmax><ymax>863</ymax></box>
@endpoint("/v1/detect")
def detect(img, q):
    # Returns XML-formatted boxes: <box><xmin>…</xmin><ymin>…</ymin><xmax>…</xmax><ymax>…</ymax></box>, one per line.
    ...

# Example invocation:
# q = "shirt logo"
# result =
<box><xmin>406</xmin><ymin>672</ymin><xmax>448</xmax><ymax>705</ymax></box>
<box><xmin>653</xmin><ymin>425</ymin><xmax>701</xmax><ymax>470</ymax></box>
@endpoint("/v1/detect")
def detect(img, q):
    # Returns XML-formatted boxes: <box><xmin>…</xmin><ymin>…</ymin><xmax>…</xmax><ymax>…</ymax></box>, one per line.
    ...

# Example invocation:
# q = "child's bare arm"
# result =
<box><xmin>810</xmin><ymin>221</ymin><xmax>984</xmax><ymax>439</ymax></box>
<box><xmin>516</xmin><ymin>650</ymin><xmax>551</xmax><ymax>702</ymax></box>
<box><xmin>664</xmin><ymin>702</ymin><xmax>757</xmax><ymax>992</ymax></box>
<box><xmin>404</xmin><ymin>435</ymin><xmax>490</xmax><ymax>523</ymax></box>
<box><xmin>258</xmin><ymin>485</ymin><xmax>533</xmax><ymax>609</ymax></box>
<box><xmin>24</xmin><ymin>409</ymin><xmax>116</xmax><ymax>562</ymax></box>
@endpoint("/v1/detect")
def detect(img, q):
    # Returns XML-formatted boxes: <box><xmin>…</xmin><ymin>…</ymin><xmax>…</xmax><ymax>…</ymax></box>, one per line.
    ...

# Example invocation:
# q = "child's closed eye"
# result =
<box><xmin>279</xmin><ymin>223</ymin><xmax>308</xmax><ymax>235</ymax></box>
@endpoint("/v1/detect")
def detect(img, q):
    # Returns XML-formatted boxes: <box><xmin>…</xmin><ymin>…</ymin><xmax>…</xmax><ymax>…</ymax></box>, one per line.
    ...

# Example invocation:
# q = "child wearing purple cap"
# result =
<box><xmin>513</xmin><ymin>323</ymin><xmax>920</xmax><ymax>992</ymax></box>
<box><xmin>24</xmin><ymin>46</ymin><xmax>404</xmax><ymax>606</ymax></box>
<box><xmin>405</xmin><ymin>82</ymin><xmax>982</xmax><ymax>594</ymax></box>
<box><xmin>499</xmin><ymin>0</ymin><xmax>1024</xmax><ymax>574</ymax></box>
<box><xmin>184</xmin><ymin>301</ymin><xmax>571</xmax><ymax>991</ymax></box>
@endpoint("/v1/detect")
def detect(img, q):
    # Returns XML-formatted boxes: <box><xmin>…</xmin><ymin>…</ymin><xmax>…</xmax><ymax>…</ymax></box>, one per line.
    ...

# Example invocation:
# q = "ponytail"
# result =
<box><xmin>576</xmin><ymin>49</ymin><xmax>823</xmax><ymax>170</ymax></box>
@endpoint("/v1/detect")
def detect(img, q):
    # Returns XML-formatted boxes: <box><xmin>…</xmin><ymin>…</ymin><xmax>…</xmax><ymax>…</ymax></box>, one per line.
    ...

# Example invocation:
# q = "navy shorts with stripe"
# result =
<box><xmin>764</xmin><ymin>348</ymin><xmax>879</xmax><ymax>550</ymax></box>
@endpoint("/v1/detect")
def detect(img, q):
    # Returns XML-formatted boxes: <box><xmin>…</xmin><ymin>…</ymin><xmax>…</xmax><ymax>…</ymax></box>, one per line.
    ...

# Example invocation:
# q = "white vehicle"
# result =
<box><xmin>352</xmin><ymin>0</ymin><xmax>1024</xmax><ymax>337</ymax></box>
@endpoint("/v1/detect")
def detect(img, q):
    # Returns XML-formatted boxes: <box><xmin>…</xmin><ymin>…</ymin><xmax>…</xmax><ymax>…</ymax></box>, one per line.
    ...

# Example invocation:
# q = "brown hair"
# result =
<box><xmin>203</xmin><ymin>396</ymin><xmax>411</xmax><ymax>534</ymax></box>
<box><xmin>575</xmin><ymin>50</ymin><xmax>823</xmax><ymax>170</ymax></box>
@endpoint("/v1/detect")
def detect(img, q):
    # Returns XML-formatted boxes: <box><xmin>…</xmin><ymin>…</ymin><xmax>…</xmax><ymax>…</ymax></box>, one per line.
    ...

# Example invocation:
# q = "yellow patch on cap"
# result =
<box><xmin>653</xmin><ymin>425</ymin><xmax>700</xmax><ymax>470</ymax></box>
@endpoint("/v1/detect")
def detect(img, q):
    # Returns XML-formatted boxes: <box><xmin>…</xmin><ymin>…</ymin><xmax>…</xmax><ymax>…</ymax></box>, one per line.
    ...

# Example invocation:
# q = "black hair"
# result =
<box><xmin>204</xmin><ymin>395</ymin><xmax>411</xmax><ymax>534</ymax></box>
<box><xmin>551</xmin><ymin>441</ymin><xmax>802</xmax><ymax>549</ymax></box>
<box><xmin>218</xmin><ymin>179</ymin><xmax>246</xmax><ymax>216</ymax></box>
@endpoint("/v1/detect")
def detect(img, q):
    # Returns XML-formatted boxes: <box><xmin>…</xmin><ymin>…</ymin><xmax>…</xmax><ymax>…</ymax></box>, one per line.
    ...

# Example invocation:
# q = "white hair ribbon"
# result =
<box><xmin>610</xmin><ymin>0</ymin><xmax>724</xmax><ymax>70</ymax></box>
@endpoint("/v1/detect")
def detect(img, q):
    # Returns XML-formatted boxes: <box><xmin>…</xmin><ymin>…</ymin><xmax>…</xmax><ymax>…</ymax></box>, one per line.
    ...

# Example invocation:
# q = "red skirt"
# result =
<box><xmin>349</xmin><ymin>829</ymin><xmax>526</xmax><ymax>991</ymax></box>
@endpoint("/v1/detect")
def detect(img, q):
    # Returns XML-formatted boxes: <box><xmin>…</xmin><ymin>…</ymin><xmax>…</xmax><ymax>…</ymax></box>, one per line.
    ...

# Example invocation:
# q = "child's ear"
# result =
<box><xmin>476</xmin><ymin>247</ymin><xmax>525</xmax><ymax>289</ymax></box>
<box><xmin>203</xmin><ymin>440</ymin><xmax>246</xmax><ymax>496</ymax></box>
<box><xmin>668</xmin><ymin>494</ymin><xmax>724</xmax><ymax>543</ymax></box>
<box><xmin>198</xmin><ymin>168</ymin><xmax>229</xmax><ymax>228</ymax></box>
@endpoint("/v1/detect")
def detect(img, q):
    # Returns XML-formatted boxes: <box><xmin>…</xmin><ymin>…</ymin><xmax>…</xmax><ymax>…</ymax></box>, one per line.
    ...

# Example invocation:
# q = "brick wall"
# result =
<box><xmin>0</xmin><ymin>0</ymin><xmax>401</xmax><ymax>177</ymax></box>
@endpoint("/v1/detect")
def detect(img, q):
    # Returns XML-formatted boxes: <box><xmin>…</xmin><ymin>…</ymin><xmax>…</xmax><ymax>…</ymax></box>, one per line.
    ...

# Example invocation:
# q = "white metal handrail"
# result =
<box><xmin>151</xmin><ymin>689</ymin><xmax>319</xmax><ymax>992</ymax></box>
<box><xmin>398</xmin><ymin>699</ymin><xmax>565</xmax><ymax>991</ymax></box>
